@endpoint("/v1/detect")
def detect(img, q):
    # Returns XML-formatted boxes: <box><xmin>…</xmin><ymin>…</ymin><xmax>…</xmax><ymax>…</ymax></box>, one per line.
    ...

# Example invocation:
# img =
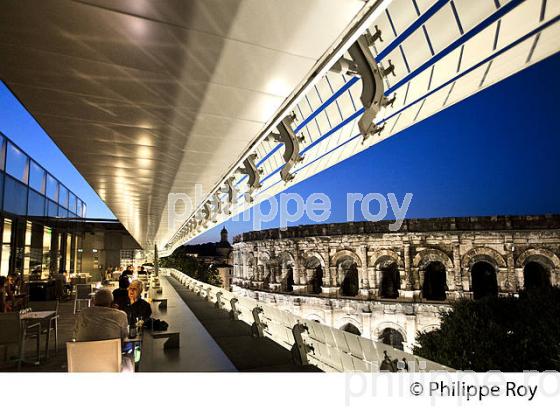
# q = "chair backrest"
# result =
<box><xmin>29</xmin><ymin>300</ymin><xmax>59</xmax><ymax>313</ymax></box>
<box><xmin>66</xmin><ymin>339</ymin><xmax>122</xmax><ymax>372</ymax></box>
<box><xmin>76</xmin><ymin>284</ymin><xmax>92</xmax><ymax>299</ymax></box>
<box><xmin>0</xmin><ymin>313</ymin><xmax>22</xmax><ymax>345</ymax></box>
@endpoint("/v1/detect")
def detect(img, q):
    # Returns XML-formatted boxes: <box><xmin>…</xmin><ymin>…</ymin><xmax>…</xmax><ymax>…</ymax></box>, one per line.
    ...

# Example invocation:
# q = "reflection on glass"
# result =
<box><xmin>42</xmin><ymin>227</ymin><xmax>52</xmax><ymax>275</ymax></box>
<box><xmin>59</xmin><ymin>185</ymin><xmax>68</xmax><ymax>208</ymax></box>
<box><xmin>46</xmin><ymin>174</ymin><xmax>58</xmax><ymax>201</ymax></box>
<box><xmin>23</xmin><ymin>221</ymin><xmax>32</xmax><ymax>276</ymax></box>
<box><xmin>6</xmin><ymin>142</ymin><xmax>29</xmax><ymax>183</ymax></box>
<box><xmin>1</xmin><ymin>219</ymin><xmax>12</xmax><ymax>276</ymax></box>
<box><xmin>65</xmin><ymin>234</ymin><xmax>71</xmax><ymax>273</ymax></box>
<box><xmin>29</xmin><ymin>161</ymin><xmax>46</xmax><ymax>193</ymax></box>
<box><xmin>0</xmin><ymin>136</ymin><xmax>6</xmax><ymax>170</ymax></box>
<box><xmin>68</xmin><ymin>192</ymin><xmax>76</xmax><ymax>214</ymax></box>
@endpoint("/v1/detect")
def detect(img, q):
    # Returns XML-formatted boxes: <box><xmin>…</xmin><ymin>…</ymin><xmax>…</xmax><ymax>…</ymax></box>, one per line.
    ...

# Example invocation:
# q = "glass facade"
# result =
<box><xmin>0</xmin><ymin>132</ymin><xmax>87</xmax><ymax>278</ymax></box>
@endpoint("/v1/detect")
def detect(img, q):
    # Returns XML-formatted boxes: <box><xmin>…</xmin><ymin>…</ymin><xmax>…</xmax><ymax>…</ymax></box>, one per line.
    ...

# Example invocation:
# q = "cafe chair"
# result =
<box><xmin>29</xmin><ymin>300</ymin><xmax>59</xmax><ymax>358</ymax></box>
<box><xmin>0</xmin><ymin>312</ymin><xmax>42</xmax><ymax>370</ymax></box>
<box><xmin>66</xmin><ymin>339</ymin><xmax>122</xmax><ymax>372</ymax></box>
<box><xmin>74</xmin><ymin>283</ymin><xmax>92</xmax><ymax>314</ymax></box>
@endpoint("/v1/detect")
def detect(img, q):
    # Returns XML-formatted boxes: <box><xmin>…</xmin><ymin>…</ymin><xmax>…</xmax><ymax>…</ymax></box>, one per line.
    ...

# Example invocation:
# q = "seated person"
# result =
<box><xmin>0</xmin><ymin>276</ymin><xmax>7</xmax><ymax>313</ymax></box>
<box><xmin>73</xmin><ymin>288</ymin><xmax>128</xmax><ymax>342</ymax></box>
<box><xmin>125</xmin><ymin>280</ymin><xmax>152</xmax><ymax>325</ymax></box>
<box><xmin>112</xmin><ymin>277</ymin><xmax>130</xmax><ymax>310</ymax></box>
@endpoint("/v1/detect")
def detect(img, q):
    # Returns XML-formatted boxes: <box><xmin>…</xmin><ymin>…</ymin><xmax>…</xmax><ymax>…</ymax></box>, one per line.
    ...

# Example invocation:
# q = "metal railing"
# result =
<box><xmin>166</xmin><ymin>268</ymin><xmax>451</xmax><ymax>372</ymax></box>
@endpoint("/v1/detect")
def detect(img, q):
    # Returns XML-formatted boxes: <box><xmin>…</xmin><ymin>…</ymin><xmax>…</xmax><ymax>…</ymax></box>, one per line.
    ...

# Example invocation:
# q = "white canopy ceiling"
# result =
<box><xmin>0</xmin><ymin>0</ymin><xmax>368</xmax><ymax>248</ymax></box>
<box><xmin>0</xmin><ymin>0</ymin><xmax>558</xmax><ymax>254</ymax></box>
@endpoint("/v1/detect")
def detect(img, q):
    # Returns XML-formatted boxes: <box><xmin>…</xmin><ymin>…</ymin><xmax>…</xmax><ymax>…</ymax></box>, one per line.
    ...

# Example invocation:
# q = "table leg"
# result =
<box><xmin>45</xmin><ymin>327</ymin><xmax>50</xmax><ymax>360</ymax></box>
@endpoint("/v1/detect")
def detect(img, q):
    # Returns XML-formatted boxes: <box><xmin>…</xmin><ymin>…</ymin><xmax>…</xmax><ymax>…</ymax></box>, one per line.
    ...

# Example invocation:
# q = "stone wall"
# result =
<box><xmin>231</xmin><ymin>215</ymin><xmax>560</xmax><ymax>351</ymax></box>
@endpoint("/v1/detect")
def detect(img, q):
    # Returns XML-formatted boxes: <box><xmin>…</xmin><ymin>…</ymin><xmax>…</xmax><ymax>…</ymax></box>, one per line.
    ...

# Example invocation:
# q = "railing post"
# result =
<box><xmin>229</xmin><ymin>298</ymin><xmax>241</xmax><ymax>320</ymax></box>
<box><xmin>291</xmin><ymin>322</ymin><xmax>314</xmax><ymax>366</ymax></box>
<box><xmin>251</xmin><ymin>306</ymin><xmax>267</xmax><ymax>338</ymax></box>
<box><xmin>215</xmin><ymin>292</ymin><xmax>225</xmax><ymax>309</ymax></box>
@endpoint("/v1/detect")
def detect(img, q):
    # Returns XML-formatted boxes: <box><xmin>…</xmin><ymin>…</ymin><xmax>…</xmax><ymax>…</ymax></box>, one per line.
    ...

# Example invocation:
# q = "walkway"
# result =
<box><xmin>166</xmin><ymin>276</ymin><xmax>320</xmax><ymax>372</ymax></box>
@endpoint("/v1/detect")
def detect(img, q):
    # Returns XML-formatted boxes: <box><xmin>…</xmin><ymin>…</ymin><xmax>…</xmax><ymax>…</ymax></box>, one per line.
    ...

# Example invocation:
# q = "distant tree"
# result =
<box><xmin>413</xmin><ymin>287</ymin><xmax>560</xmax><ymax>371</ymax></box>
<box><xmin>197</xmin><ymin>263</ymin><xmax>223</xmax><ymax>287</ymax></box>
<box><xmin>160</xmin><ymin>252</ymin><xmax>222</xmax><ymax>287</ymax></box>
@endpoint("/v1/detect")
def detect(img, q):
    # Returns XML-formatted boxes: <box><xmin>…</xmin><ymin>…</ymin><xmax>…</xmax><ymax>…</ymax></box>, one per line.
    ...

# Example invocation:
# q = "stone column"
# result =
<box><xmin>452</xmin><ymin>242</ymin><xmax>462</xmax><ymax>292</ymax></box>
<box><xmin>293</xmin><ymin>244</ymin><xmax>301</xmax><ymax>285</ymax></box>
<box><xmin>403</xmin><ymin>243</ymin><xmax>413</xmax><ymax>291</ymax></box>
<box><xmin>357</xmin><ymin>246</ymin><xmax>368</xmax><ymax>287</ymax></box>
<box><xmin>505</xmin><ymin>242</ymin><xmax>516</xmax><ymax>293</ymax></box>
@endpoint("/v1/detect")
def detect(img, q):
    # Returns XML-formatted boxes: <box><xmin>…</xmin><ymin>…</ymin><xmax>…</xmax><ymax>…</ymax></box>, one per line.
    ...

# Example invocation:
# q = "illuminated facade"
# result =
<box><xmin>0</xmin><ymin>132</ymin><xmax>86</xmax><ymax>278</ymax></box>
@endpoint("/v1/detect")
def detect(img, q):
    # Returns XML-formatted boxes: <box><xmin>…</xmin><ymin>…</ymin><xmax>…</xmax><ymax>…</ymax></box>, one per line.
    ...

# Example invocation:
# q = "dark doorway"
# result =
<box><xmin>380</xmin><ymin>328</ymin><xmax>404</xmax><ymax>351</ymax></box>
<box><xmin>422</xmin><ymin>261</ymin><xmax>447</xmax><ymax>301</ymax></box>
<box><xmin>524</xmin><ymin>261</ymin><xmax>551</xmax><ymax>290</ymax></box>
<box><xmin>380</xmin><ymin>262</ymin><xmax>400</xmax><ymax>299</ymax></box>
<box><xmin>341</xmin><ymin>323</ymin><xmax>361</xmax><ymax>336</ymax></box>
<box><xmin>285</xmin><ymin>267</ymin><xmax>294</xmax><ymax>292</ymax></box>
<box><xmin>341</xmin><ymin>263</ymin><xmax>359</xmax><ymax>296</ymax></box>
<box><xmin>471</xmin><ymin>261</ymin><xmax>498</xmax><ymax>299</ymax></box>
<box><xmin>312</xmin><ymin>266</ymin><xmax>323</xmax><ymax>294</ymax></box>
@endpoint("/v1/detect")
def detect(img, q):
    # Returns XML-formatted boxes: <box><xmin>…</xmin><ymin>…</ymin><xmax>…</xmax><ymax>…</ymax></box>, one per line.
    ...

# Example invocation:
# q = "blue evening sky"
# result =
<box><xmin>1</xmin><ymin>54</ymin><xmax>559</xmax><ymax>245</ymax></box>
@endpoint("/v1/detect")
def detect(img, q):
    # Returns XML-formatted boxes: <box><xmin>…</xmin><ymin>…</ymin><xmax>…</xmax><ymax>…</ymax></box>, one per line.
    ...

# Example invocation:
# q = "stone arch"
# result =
<box><xmin>369</xmin><ymin>249</ymin><xmax>403</xmax><ymax>269</ymax></box>
<box><xmin>256</xmin><ymin>250</ymin><xmax>271</xmax><ymax>284</ymax></box>
<box><xmin>419</xmin><ymin>324</ymin><xmax>440</xmax><ymax>334</ymax></box>
<box><xmin>303</xmin><ymin>251</ymin><xmax>326</xmax><ymax>268</ymax></box>
<box><xmin>462</xmin><ymin>247</ymin><xmax>506</xmax><ymax>294</ymax></box>
<box><xmin>243</xmin><ymin>251</ymin><xmax>256</xmax><ymax>280</ymax></box>
<box><xmin>335</xmin><ymin>316</ymin><xmax>362</xmax><ymax>334</ymax></box>
<box><xmin>373</xmin><ymin>322</ymin><xmax>407</xmax><ymax>342</ymax></box>
<box><xmin>515</xmin><ymin>248</ymin><xmax>560</xmax><ymax>269</ymax></box>
<box><xmin>304</xmin><ymin>313</ymin><xmax>324</xmax><ymax>324</ymax></box>
<box><xmin>304</xmin><ymin>252</ymin><xmax>324</xmax><ymax>294</ymax></box>
<box><xmin>461</xmin><ymin>247</ymin><xmax>507</xmax><ymax>270</ymax></box>
<box><xmin>413</xmin><ymin>248</ymin><xmax>454</xmax><ymax>270</ymax></box>
<box><xmin>340</xmin><ymin>323</ymin><xmax>361</xmax><ymax>336</ymax></box>
<box><xmin>369</xmin><ymin>251</ymin><xmax>402</xmax><ymax>299</ymax></box>
<box><xmin>276</xmin><ymin>250</ymin><xmax>294</xmax><ymax>292</ymax></box>
<box><xmin>516</xmin><ymin>248</ymin><xmax>560</xmax><ymax>288</ymax></box>
<box><xmin>331</xmin><ymin>249</ymin><xmax>362</xmax><ymax>268</ymax></box>
<box><xmin>374</xmin><ymin>322</ymin><xmax>407</xmax><ymax>351</ymax></box>
<box><xmin>331</xmin><ymin>249</ymin><xmax>362</xmax><ymax>297</ymax></box>
<box><xmin>414</xmin><ymin>248</ymin><xmax>454</xmax><ymax>299</ymax></box>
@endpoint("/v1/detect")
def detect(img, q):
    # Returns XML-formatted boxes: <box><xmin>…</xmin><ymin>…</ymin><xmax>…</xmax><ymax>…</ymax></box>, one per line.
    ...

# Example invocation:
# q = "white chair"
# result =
<box><xmin>66</xmin><ymin>339</ymin><xmax>122</xmax><ymax>372</ymax></box>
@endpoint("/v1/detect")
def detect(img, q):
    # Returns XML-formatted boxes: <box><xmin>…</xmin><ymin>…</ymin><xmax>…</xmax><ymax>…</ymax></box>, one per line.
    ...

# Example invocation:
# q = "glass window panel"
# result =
<box><xmin>68</xmin><ymin>192</ymin><xmax>76</xmax><ymax>213</ymax></box>
<box><xmin>2</xmin><ymin>218</ymin><xmax>12</xmax><ymax>243</ymax></box>
<box><xmin>3</xmin><ymin>176</ymin><xmax>28</xmax><ymax>215</ymax></box>
<box><xmin>77</xmin><ymin>200</ymin><xmax>83</xmax><ymax>218</ymax></box>
<box><xmin>47</xmin><ymin>200</ymin><xmax>58</xmax><ymax>217</ymax></box>
<box><xmin>29</xmin><ymin>161</ymin><xmax>46</xmax><ymax>193</ymax></box>
<box><xmin>27</xmin><ymin>189</ymin><xmax>46</xmax><ymax>216</ymax></box>
<box><xmin>46</xmin><ymin>174</ymin><xmax>58</xmax><ymax>201</ymax></box>
<box><xmin>6</xmin><ymin>142</ymin><xmax>29</xmax><ymax>183</ymax></box>
<box><xmin>58</xmin><ymin>207</ymin><xmax>68</xmax><ymax>218</ymax></box>
<box><xmin>0</xmin><ymin>136</ymin><xmax>6</xmax><ymax>171</ymax></box>
<box><xmin>1</xmin><ymin>219</ymin><xmax>12</xmax><ymax>276</ymax></box>
<box><xmin>42</xmin><ymin>227</ymin><xmax>51</xmax><ymax>274</ymax></box>
<box><xmin>59</xmin><ymin>185</ymin><xmax>68</xmax><ymax>208</ymax></box>
<box><xmin>0</xmin><ymin>174</ymin><xmax>4</xmax><ymax>213</ymax></box>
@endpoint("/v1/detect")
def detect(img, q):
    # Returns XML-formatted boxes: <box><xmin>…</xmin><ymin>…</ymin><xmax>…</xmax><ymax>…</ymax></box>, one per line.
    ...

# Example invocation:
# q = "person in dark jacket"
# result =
<box><xmin>125</xmin><ymin>279</ymin><xmax>151</xmax><ymax>325</ymax></box>
<box><xmin>112</xmin><ymin>276</ymin><xmax>130</xmax><ymax>310</ymax></box>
